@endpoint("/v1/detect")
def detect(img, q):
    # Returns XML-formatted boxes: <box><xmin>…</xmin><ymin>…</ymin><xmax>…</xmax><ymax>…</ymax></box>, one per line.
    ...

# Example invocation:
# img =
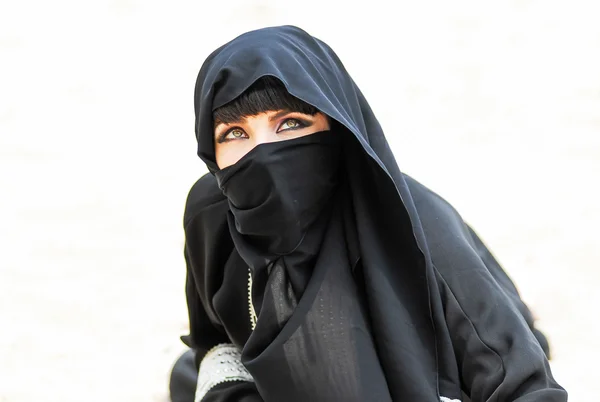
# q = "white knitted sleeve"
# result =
<box><xmin>194</xmin><ymin>343</ymin><xmax>255</xmax><ymax>402</ymax></box>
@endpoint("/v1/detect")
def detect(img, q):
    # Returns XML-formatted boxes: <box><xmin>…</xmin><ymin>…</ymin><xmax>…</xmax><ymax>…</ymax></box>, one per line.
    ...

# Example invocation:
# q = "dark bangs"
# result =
<box><xmin>213</xmin><ymin>76</ymin><xmax>319</xmax><ymax>125</ymax></box>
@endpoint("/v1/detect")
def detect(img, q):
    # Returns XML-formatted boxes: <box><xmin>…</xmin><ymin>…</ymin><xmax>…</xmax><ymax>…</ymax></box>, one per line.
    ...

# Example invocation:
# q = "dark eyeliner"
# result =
<box><xmin>277</xmin><ymin>118</ymin><xmax>309</xmax><ymax>132</ymax></box>
<box><xmin>216</xmin><ymin>127</ymin><xmax>242</xmax><ymax>143</ymax></box>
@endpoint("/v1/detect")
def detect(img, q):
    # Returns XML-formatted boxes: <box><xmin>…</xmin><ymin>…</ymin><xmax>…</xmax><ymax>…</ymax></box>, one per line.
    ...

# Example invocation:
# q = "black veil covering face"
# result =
<box><xmin>182</xmin><ymin>26</ymin><xmax>566</xmax><ymax>402</ymax></box>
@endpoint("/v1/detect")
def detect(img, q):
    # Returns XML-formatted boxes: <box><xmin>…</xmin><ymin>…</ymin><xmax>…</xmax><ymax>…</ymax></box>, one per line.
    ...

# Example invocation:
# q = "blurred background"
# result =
<box><xmin>1</xmin><ymin>0</ymin><xmax>598</xmax><ymax>400</ymax></box>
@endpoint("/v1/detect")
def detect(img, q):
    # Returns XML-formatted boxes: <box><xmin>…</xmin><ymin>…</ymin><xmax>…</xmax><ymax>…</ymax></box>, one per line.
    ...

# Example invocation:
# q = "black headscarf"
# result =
<box><xmin>185</xmin><ymin>25</ymin><xmax>566</xmax><ymax>402</ymax></box>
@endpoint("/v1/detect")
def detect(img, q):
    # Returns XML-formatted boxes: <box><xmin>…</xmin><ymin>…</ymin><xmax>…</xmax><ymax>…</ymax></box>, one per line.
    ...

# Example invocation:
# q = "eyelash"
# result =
<box><xmin>217</xmin><ymin>118</ymin><xmax>308</xmax><ymax>143</ymax></box>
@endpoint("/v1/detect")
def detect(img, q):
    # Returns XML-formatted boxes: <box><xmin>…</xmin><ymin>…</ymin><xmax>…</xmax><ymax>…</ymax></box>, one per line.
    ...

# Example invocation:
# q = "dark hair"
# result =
<box><xmin>213</xmin><ymin>76</ymin><xmax>319</xmax><ymax>126</ymax></box>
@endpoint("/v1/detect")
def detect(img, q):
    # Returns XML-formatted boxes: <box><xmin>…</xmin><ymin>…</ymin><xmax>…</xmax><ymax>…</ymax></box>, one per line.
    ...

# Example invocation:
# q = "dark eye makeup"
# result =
<box><xmin>215</xmin><ymin>116</ymin><xmax>311</xmax><ymax>143</ymax></box>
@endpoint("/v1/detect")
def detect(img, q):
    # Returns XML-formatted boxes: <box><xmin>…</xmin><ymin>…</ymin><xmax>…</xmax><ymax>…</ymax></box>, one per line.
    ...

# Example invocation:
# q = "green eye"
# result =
<box><xmin>281</xmin><ymin>119</ymin><xmax>301</xmax><ymax>129</ymax></box>
<box><xmin>216</xmin><ymin>128</ymin><xmax>247</xmax><ymax>143</ymax></box>
<box><xmin>227</xmin><ymin>129</ymin><xmax>245</xmax><ymax>139</ymax></box>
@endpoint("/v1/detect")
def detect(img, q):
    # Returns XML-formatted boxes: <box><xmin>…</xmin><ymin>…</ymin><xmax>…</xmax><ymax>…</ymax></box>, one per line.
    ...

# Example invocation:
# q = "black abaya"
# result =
<box><xmin>175</xmin><ymin>25</ymin><xmax>566</xmax><ymax>402</ymax></box>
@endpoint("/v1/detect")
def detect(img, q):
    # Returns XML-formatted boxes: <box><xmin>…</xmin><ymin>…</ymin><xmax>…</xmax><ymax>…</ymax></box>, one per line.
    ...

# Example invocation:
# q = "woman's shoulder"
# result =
<box><xmin>402</xmin><ymin>174</ymin><xmax>466</xmax><ymax>230</ymax></box>
<box><xmin>402</xmin><ymin>174</ymin><xmax>485</xmax><ymax>268</ymax></box>
<box><xmin>183</xmin><ymin>173</ymin><xmax>228</xmax><ymax>229</ymax></box>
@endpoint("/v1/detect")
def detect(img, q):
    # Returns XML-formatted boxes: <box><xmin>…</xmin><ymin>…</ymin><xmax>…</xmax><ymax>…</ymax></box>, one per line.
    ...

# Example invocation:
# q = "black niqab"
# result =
<box><xmin>214</xmin><ymin>130</ymin><xmax>341</xmax><ymax>256</ymax></box>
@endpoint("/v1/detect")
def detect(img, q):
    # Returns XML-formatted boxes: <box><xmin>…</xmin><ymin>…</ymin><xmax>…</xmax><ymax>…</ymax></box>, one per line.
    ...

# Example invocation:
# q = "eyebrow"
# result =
<box><xmin>267</xmin><ymin>109</ymin><xmax>295</xmax><ymax>122</ymax></box>
<box><xmin>213</xmin><ymin>109</ymin><xmax>301</xmax><ymax>130</ymax></box>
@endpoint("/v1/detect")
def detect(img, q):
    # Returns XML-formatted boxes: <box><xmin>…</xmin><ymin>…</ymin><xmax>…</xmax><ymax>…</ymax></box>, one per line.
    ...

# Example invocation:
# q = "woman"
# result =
<box><xmin>170</xmin><ymin>26</ymin><xmax>566</xmax><ymax>401</ymax></box>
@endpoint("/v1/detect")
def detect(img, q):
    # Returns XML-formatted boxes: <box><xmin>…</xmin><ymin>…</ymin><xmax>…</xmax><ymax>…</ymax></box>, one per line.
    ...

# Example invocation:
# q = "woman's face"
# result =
<box><xmin>214</xmin><ymin>110</ymin><xmax>330</xmax><ymax>169</ymax></box>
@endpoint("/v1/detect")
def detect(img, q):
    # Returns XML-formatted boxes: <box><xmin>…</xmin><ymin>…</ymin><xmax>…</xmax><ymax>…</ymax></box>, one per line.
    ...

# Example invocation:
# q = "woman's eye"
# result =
<box><xmin>225</xmin><ymin>129</ymin><xmax>246</xmax><ymax>140</ymax></box>
<box><xmin>279</xmin><ymin>119</ymin><xmax>303</xmax><ymax>131</ymax></box>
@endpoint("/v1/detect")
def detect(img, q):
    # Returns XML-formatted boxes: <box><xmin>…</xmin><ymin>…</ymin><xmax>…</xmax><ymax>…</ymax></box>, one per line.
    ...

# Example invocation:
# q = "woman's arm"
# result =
<box><xmin>183</xmin><ymin>249</ymin><xmax>261</xmax><ymax>402</ymax></box>
<box><xmin>185</xmin><ymin>251</ymin><xmax>262</xmax><ymax>402</ymax></box>
<box><xmin>464</xmin><ymin>225</ymin><xmax>551</xmax><ymax>359</ymax></box>
<box><xmin>436</xmin><ymin>262</ymin><xmax>565</xmax><ymax>401</ymax></box>
<box><xmin>404</xmin><ymin>175</ymin><xmax>566</xmax><ymax>401</ymax></box>
<box><xmin>178</xmin><ymin>174</ymin><xmax>263</xmax><ymax>402</ymax></box>
<box><xmin>429</xmin><ymin>216</ymin><xmax>565</xmax><ymax>400</ymax></box>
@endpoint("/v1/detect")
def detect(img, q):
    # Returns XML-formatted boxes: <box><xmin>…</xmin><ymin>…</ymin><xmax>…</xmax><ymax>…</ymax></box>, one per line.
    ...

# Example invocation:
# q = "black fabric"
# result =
<box><xmin>169</xmin><ymin>349</ymin><xmax>197</xmax><ymax>402</ymax></box>
<box><xmin>178</xmin><ymin>25</ymin><xmax>566</xmax><ymax>402</ymax></box>
<box><xmin>214</xmin><ymin>130</ymin><xmax>341</xmax><ymax>256</ymax></box>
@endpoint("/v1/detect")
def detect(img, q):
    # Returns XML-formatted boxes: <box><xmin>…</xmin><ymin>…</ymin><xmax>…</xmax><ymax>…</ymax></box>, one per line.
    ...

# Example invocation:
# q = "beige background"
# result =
<box><xmin>1</xmin><ymin>0</ymin><xmax>598</xmax><ymax>400</ymax></box>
